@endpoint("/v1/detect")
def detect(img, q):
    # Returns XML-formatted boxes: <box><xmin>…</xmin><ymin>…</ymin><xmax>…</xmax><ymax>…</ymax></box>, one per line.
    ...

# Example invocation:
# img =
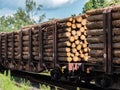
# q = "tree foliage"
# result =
<box><xmin>0</xmin><ymin>0</ymin><xmax>45</xmax><ymax>32</ymax></box>
<box><xmin>82</xmin><ymin>0</ymin><xmax>120</xmax><ymax>13</ymax></box>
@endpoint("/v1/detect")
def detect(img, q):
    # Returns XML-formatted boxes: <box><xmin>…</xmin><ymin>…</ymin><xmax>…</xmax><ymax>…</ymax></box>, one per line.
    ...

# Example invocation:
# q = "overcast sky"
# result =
<box><xmin>0</xmin><ymin>0</ymin><xmax>88</xmax><ymax>21</ymax></box>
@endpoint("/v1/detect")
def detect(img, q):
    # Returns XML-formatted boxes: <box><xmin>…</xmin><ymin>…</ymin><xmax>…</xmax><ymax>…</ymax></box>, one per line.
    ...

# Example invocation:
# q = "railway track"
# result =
<box><xmin>0</xmin><ymin>66</ymin><xmax>106</xmax><ymax>90</ymax></box>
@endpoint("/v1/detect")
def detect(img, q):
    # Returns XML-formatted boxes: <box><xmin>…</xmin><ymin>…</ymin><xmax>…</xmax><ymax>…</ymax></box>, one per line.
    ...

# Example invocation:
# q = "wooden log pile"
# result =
<box><xmin>0</xmin><ymin>15</ymin><xmax>89</xmax><ymax>65</ymax></box>
<box><xmin>58</xmin><ymin>15</ymin><xmax>89</xmax><ymax>62</ymax></box>
<box><xmin>0</xmin><ymin>33</ymin><xmax>6</xmax><ymax>59</ymax></box>
<box><xmin>86</xmin><ymin>5</ymin><xmax>120</xmax><ymax>64</ymax></box>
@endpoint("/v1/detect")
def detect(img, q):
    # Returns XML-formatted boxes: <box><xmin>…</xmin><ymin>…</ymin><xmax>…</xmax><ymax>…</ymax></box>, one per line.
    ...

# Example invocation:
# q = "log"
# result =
<box><xmin>72</xmin><ymin>48</ymin><xmax>77</xmax><ymax>53</ymax></box>
<box><xmin>67</xmin><ymin>52</ymin><xmax>71</xmax><ymax>57</ymax></box>
<box><xmin>88</xmin><ymin>35</ymin><xmax>120</xmax><ymax>43</ymax></box>
<box><xmin>86</xmin><ymin>21</ymin><xmax>103</xmax><ymax>29</ymax></box>
<box><xmin>88</xmin><ymin>57</ymin><xmax>120</xmax><ymax>64</ymax></box>
<box><xmin>71</xmin><ymin>30</ymin><xmax>77</xmax><ymax>35</ymax></box>
<box><xmin>42</xmin><ymin>56</ymin><xmax>73</xmax><ymax>62</ymax></box>
<box><xmin>76</xmin><ymin>23</ymin><xmax>82</xmax><ymax>28</ymax></box>
<box><xmin>80</xmin><ymin>27</ymin><xmax>85</xmax><ymax>32</ymax></box>
<box><xmin>87</xmin><ymin>11</ymin><xmax>120</xmax><ymax>22</ymax></box>
<box><xmin>114</xmin><ymin>50</ymin><xmax>120</xmax><ymax>57</ymax></box>
<box><xmin>73</xmin><ymin>56</ymin><xmax>80</xmax><ymax>62</ymax></box>
<box><xmin>58</xmin><ymin>38</ymin><xmax>69</xmax><ymax>42</ymax></box>
<box><xmin>83</xmin><ymin>54</ymin><xmax>89</xmax><ymax>61</ymax></box>
<box><xmin>66</xmin><ymin>57</ymin><xmax>72</xmax><ymax>62</ymax></box>
<box><xmin>75</xmin><ymin>52</ymin><xmax>79</xmax><ymax>56</ymax></box>
<box><xmin>89</xmin><ymin>43</ymin><xmax>103</xmax><ymax>49</ymax></box>
<box><xmin>58</xmin><ymin>56</ymin><xmax>72</xmax><ymax>62</ymax></box>
<box><xmin>113</xmin><ymin>58</ymin><xmax>120</xmax><ymax>64</ymax></box>
<box><xmin>69</xmin><ymin>36</ymin><xmax>75</xmax><ymax>42</ymax></box>
<box><xmin>88</xmin><ymin>57</ymin><xmax>103</xmax><ymax>63</ymax></box>
<box><xmin>65</xmin><ymin>32</ymin><xmax>71</xmax><ymax>37</ymax></box>
<box><xmin>74</xmin><ymin>35</ymin><xmax>79</xmax><ymax>40</ymax></box>
<box><xmin>70</xmin><ymin>53</ymin><xmax>75</xmax><ymax>57</ymax></box>
<box><xmin>83</xmin><ymin>31</ymin><xmax>87</xmax><ymax>36</ymax></box>
<box><xmin>66</xmin><ymin>41</ymin><xmax>71</xmax><ymax>46</ymax></box>
<box><xmin>72</xmin><ymin>19</ymin><xmax>76</xmax><ymax>23</ymax></box>
<box><xmin>87</xmin><ymin>14</ymin><xmax>103</xmax><ymax>21</ymax></box>
<box><xmin>112</xmin><ymin>20</ymin><xmax>120</xmax><ymax>28</ymax></box>
<box><xmin>87</xmin><ymin>29</ymin><xmax>103</xmax><ymax>35</ymax></box>
<box><xmin>58</xmin><ymin>33</ymin><xmax>71</xmax><ymax>38</ymax></box>
<box><xmin>58</xmin><ymin>52</ymin><xmax>71</xmax><ymax>57</ymax></box>
<box><xmin>89</xmin><ymin>50</ymin><xmax>103</xmax><ymax>57</ymax></box>
<box><xmin>83</xmin><ymin>47</ymin><xmax>89</xmax><ymax>53</ymax></box>
<box><xmin>86</xmin><ymin>8</ymin><xmax>105</xmax><ymax>15</ymax></box>
<box><xmin>82</xmin><ymin>43</ymin><xmax>87</xmax><ymax>48</ymax></box>
<box><xmin>81</xmin><ymin>19</ymin><xmax>87</xmax><ymax>26</ymax></box>
<box><xmin>57</xmin><ymin>23</ymin><xmax>68</xmax><ymax>28</ymax></box>
<box><xmin>77</xmin><ymin>45</ymin><xmax>81</xmax><ymax>50</ymax></box>
<box><xmin>66</xmin><ymin>22</ymin><xmax>72</xmax><ymax>27</ymax></box>
<box><xmin>44</xmin><ymin>52</ymin><xmax>71</xmax><ymax>57</ymax></box>
<box><xmin>80</xmin><ymin>54</ymin><xmax>84</xmax><ymax>58</ymax></box>
<box><xmin>76</xmin><ymin>16</ymin><xmax>82</xmax><ymax>22</ymax></box>
<box><xmin>43</xmin><ymin>57</ymin><xmax>53</xmax><ymax>61</ymax></box>
<box><xmin>43</xmin><ymin>40</ymin><xmax>53</xmax><ymax>44</ymax></box>
<box><xmin>72</xmin><ymin>43</ymin><xmax>76</xmax><ymax>48</ymax></box>
<box><xmin>77</xmin><ymin>31</ymin><xmax>81</xmax><ymax>36</ymax></box>
<box><xmin>69</xmin><ymin>17</ymin><xmax>73</xmax><ymax>22</ymax></box>
<box><xmin>72</xmin><ymin>24</ymin><xmax>76</xmax><ymax>29</ymax></box>
<box><xmin>87</xmin><ymin>36</ymin><xmax>103</xmax><ymax>43</ymax></box>
<box><xmin>43</xmin><ymin>45</ymin><xmax>52</xmax><ymax>48</ymax></box>
<box><xmin>89</xmin><ymin>49</ymin><xmax>120</xmax><ymax>58</ymax></box>
<box><xmin>87</xmin><ymin>20</ymin><xmax>120</xmax><ymax>29</ymax></box>
<box><xmin>55</xmin><ymin>41</ymin><xmax>69</xmax><ymax>47</ymax></box>
<box><xmin>80</xmin><ymin>35</ymin><xmax>86</xmax><ymax>40</ymax></box>
<box><xmin>14</xmin><ymin>55</ymin><xmax>29</xmax><ymax>60</ymax></box>
<box><xmin>75</xmin><ymin>40</ymin><xmax>80</xmax><ymax>45</ymax></box>
<box><xmin>66</xmin><ymin>28</ymin><xmax>72</xmax><ymax>32</ymax></box>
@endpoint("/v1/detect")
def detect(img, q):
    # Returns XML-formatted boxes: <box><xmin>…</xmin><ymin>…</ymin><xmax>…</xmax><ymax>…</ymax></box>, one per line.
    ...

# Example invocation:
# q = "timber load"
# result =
<box><xmin>0</xmin><ymin>14</ymin><xmax>89</xmax><ymax>70</ymax></box>
<box><xmin>86</xmin><ymin>5</ymin><xmax>120</xmax><ymax>64</ymax></box>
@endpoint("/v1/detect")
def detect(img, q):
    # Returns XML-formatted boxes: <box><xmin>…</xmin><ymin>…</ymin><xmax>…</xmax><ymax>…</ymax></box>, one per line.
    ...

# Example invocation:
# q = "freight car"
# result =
<box><xmin>0</xmin><ymin>5</ymin><xmax>120</xmax><ymax>89</ymax></box>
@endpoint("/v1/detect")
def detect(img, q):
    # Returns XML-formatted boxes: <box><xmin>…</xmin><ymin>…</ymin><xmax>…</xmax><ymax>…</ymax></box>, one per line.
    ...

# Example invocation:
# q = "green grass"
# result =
<box><xmin>0</xmin><ymin>71</ymin><xmax>30</xmax><ymax>90</ymax></box>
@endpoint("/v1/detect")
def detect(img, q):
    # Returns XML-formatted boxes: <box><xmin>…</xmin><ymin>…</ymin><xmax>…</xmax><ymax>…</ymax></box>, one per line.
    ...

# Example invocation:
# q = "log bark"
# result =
<box><xmin>87</xmin><ymin>20</ymin><xmax>120</xmax><ymax>29</ymax></box>
<box><xmin>89</xmin><ymin>43</ymin><xmax>103</xmax><ymax>49</ymax></box>
<box><xmin>86</xmin><ymin>8</ymin><xmax>106</xmax><ymax>15</ymax></box>
<box><xmin>87</xmin><ymin>29</ymin><xmax>103</xmax><ymax>35</ymax></box>
<box><xmin>88</xmin><ymin>57</ymin><xmax>120</xmax><ymax>64</ymax></box>
<box><xmin>89</xmin><ymin>50</ymin><xmax>103</xmax><ymax>57</ymax></box>
<box><xmin>89</xmin><ymin>49</ymin><xmax>120</xmax><ymax>58</ymax></box>
<box><xmin>87</xmin><ymin>11</ymin><xmax>120</xmax><ymax>21</ymax></box>
<box><xmin>86</xmin><ymin>21</ymin><xmax>103</xmax><ymax>29</ymax></box>
<box><xmin>58</xmin><ymin>37</ymin><xmax>69</xmax><ymax>42</ymax></box>
<box><xmin>87</xmin><ymin>36</ymin><xmax>103</xmax><ymax>43</ymax></box>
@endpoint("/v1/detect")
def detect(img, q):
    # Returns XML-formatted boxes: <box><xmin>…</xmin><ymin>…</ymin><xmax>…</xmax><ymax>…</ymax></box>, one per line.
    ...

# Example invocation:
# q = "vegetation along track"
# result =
<box><xmin>0</xmin><ymin>66</ymin><xmax>108</xmax><ymax>90</ymax></box>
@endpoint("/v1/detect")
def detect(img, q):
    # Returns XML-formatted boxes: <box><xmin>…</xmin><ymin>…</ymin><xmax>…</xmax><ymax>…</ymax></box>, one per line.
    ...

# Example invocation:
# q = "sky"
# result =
<box><xmin>0</xmin><ymin>0</ymin><xmax>88</xmax><ymax>21</ymax></box>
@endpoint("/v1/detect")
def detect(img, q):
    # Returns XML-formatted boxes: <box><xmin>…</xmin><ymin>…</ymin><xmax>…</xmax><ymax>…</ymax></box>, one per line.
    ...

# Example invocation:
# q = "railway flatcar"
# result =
<box><xmin>0</xmin><ymin>5</ymin><xmax>120</xmax><ymax>89</ymax></box>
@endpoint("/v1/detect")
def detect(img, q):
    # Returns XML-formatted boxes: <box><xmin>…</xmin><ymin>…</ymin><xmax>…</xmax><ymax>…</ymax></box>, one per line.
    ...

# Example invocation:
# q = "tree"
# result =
<box><xmin>106</xmin><ymin>0</ymin><xmax>120</xmax><ymax>6</ymax></box>
<box><xmin>82</xmin><ymin>0</ymin><xmax>111</xmax><ymax>13</ymax></box>
<box><xmin>0</xmin><ymin>0</ymin><xmax>45</xmax><ymax>32</ymax></box>
<box><xmin>83</xmin><ymin>0</ymin><xmax>120</xmax><ymax>13</ymax></box>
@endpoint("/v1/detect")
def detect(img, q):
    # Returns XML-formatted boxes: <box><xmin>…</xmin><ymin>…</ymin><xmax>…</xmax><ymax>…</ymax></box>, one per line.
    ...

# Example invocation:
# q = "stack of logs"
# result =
<box><xmin>0</xmin><ymin>14</ymin><xmax>90</xmax><ymax>65</ymax></box>
<box><xmin>64</xmin><ymin>15</ymin><xmax>90</xmax><ymax>62</ymax></box>
<box><xmin>86</xmin><ymin>5</ymin><xmax>120</xmax><ymax>64</ymax></box>
<box><xmin>0</xmin><ymin>33</ymin><xmax>5</xmax><ymax>59</ymax></box>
